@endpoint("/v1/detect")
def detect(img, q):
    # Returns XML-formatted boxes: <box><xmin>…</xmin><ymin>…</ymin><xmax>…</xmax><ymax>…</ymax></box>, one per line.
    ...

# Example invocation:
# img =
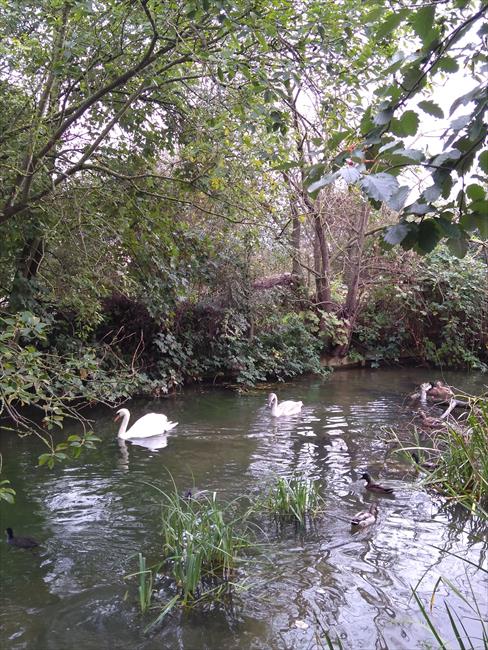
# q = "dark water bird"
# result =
<box><xmin>360</xmin><ymin>472</ymin><xmax>394</xmax><ymax>495</ymax></box>
<box><xmin>351</xmin><ymin>503</ymin><xmax>379</xmax><ymax>528</ymax></box>
<box><xmin>5</xmin><ymin>527</ymin><xmax>39</xmax><ymax>549</ymax></box>
<box><xmin>411</xmin><ymin>452</ymin><xmax>438</xmax><ymax>472</ymax></box>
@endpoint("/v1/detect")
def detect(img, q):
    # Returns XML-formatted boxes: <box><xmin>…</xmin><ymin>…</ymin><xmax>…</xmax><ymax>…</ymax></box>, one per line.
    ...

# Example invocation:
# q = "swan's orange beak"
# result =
<box><xmin>114</xmin><ymin>414</ymin><xmax>121</xmax><ymax>422</ymax></box>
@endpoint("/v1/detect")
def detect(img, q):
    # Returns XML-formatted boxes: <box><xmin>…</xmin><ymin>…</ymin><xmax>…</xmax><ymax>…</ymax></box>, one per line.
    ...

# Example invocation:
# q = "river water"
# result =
<box><xmin>1</xmin><ymin>368</ymin><xmax>487</xmax><ymax>649</ymax></box>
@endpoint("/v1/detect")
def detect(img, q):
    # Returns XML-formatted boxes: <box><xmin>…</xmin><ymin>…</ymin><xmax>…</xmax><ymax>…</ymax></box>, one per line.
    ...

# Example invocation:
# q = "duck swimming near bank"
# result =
<box><xmin>5</xmin><ymin>528</ymin><xmax>39</xmax><ymax>549</ymax></box>
<box><xmin>115</xmin><ymin>408</ymin><xmax>178</xmax><ymax>439</ymax></box>
<box><xmin>360</xmin><ymin>472</ymin><xmax>394</xmax><ymax>495</ymax></box>
<box><xmin>351</xmin><ymin>503</ymin><xmax>379</xmax><ymax>528</ymax></box>
<box><xmin>268</xmin><ymin>393</ymin><xmax>303</xmax><ymax>417</ymax></box>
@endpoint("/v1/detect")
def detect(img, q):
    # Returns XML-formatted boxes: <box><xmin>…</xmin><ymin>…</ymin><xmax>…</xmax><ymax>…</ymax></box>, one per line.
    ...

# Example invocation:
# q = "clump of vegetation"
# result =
<box><xmin>131</xmin><ymin>488</ymin><xmax>255</xmax><ymax>626</ymax></box>
<box><xmin>425</xmin><ymin>402</ymin><xmax>488</xmax><ymax>512</ymax></box>
<box><xmin>353</xmin><ymin>249</ymin><xmax>488</xmax><ymax>370</ymax></box>
<box><xmin>263</xmin><ymin>475</ymin><xmax>324</xmax><ymax>526</ymax></box>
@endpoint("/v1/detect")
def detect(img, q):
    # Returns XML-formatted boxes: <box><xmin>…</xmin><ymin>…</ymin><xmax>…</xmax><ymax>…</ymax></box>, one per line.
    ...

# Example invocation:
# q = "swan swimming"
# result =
<box><xmin>114</xmin><ymin>408</ymin><xmax>178</xmax><ymax>439</ymax></box>
<box><xmin>268</xmin><ymin>393</ymin><xmax>303</xmax><ymax>417</ymax></box>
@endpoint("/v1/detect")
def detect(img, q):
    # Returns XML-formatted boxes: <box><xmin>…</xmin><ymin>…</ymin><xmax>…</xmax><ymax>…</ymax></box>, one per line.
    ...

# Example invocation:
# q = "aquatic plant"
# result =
<box><xmin>404</xmin><ymin>400</ymin><xmax>488</xmax><ymax>513</ymax></box>
<box><xmin>137</xmin><ymin>553</ymin><xmax>153</xmax><ymax>614</ymax></box>
<box><xmin>264</xmin><ymin>475</ymin><xmax>324</xmax><ymax>525</ymax></box>
<box><xmin>131</xmin><ymin>486</ymin><xmax>255</xmax><ymax>627</ymax></box>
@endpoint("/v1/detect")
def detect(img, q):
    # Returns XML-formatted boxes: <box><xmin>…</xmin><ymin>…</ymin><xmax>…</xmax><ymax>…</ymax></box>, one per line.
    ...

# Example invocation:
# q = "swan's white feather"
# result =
<box><xmin>116</xmin><ymin>409</ymin><xmax>178</xmax><ymax>439</ymax></box>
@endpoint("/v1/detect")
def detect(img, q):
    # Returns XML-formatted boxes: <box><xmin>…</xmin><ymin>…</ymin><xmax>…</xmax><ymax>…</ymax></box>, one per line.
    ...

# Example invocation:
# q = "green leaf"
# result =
<box><xmin>391</xmin><ymin>111</ymin><xmax>419</xmax><ymax>137</ymax></box>
<box><xmin>447</xmin><ymin>236</ymin><xmax>468</xmax><ymax>258</ymax></box>
<box><xmin>376</xmin><ymin>10</ymin><xmax>408</xmax><ymax>38</ymax></box>
<box><xmin>435</xmin><ymin>56</ymin><xmax>459</xmax><ymax>73</ymax></box>
<box><xmin>308</xmin><ymin>173</ymin><xmax>336</xmax><ymax>194</ymax></box>
<box><xmin>422</xmin><ymin>185</ymin><xmax>442</xmax><ymax>203</ymax></box>
<box><xmin>373</xmin><ymin>107</ymin><xmax>394</xmax><ymax>126</ymax></box>
<box><xmin>339</xmin><ymin>166</ymin><xmax>361</xmax><ymax>184</ymax></box>
<box><xmin>417</xmin><ymin>219</ymin><xmax>441</xmax><ymax>253</ymax></box>
<box><xmin>360</xmin><ymin>173</ymin><xmax>399</xmax><ymax>202</ymax></box>
<box><xmin>418</xmin><ymin>100</ymin><xmax>444</xmax><ymax>119</ymax></box>
<box><xmin>473</xmin><ymin>214</ymin><xmax>488</xmax><ymax>239</ymax></box>
<box><xmin>383</xmin><ymin>222</ymin><xmax>410</xmax><ymax>245</ymax></box>
<box><xmin>38</xmin><ymin>454</ymin><xmax>52</xmax><ymax>467</ymax></box>
<box><xmin>479</xmin><ymin>150</ymin><xmax>488</xmax><ymax>173</ymax></box>
<box><xmin>437</xmin><ymin>218</ymin><xmax>461</xmax><ymax>239</ymax></box>
<box><xmin>466</xmin><ymin>184</ymin><xmax>485</xmax><ymax>202</ymax></box>
<box><xmin>387</xmin><ymin>185</ymin><xmax>410</xmax><ymax>211</ymax></box>
<box><xmin>411</xmin><ymin>6</ymin><xmax>435</xmax><ymax>43</ymax></box>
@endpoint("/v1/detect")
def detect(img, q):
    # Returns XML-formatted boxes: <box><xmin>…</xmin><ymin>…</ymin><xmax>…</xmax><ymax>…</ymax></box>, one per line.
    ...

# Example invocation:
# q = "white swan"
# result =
<box><xmin>114</xmin><ymin>408</ymin><xmax>178</xmax><ymax>440</ymax></box>
<box><xmin>268</xmin><ymin>393</ymin><xmax>303</xmax><ymax>417</ymax></box>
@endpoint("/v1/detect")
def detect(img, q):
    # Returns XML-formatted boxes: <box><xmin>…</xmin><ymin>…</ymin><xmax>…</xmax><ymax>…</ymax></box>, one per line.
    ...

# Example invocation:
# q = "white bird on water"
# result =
<box><xmin>268</xmin><ymin>393</ymin><xmax>303</xmax><ymax>417</ymax></box>
<box><xmin>114</xmin><ymin>408</ymin><xmax>178</xmax><ymax>440</ymax></box>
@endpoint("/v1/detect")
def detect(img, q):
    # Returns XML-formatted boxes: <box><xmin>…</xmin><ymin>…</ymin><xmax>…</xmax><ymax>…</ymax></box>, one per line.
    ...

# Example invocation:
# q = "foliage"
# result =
<box><xmin>352</xmin><ymin>248</ymin><xmax>488</xmax><ymax>369</ymax></box>
<box><xmin>418</xmin><ymin>400</ymin><xmax>488</xmax><ymax>512</ymax></box>
<box><xmin>263</xmin><ymin>475</ymin><xmax>324</xmax><ymax>525</ymax></box>
<box><xmin>308</xmin><ymin>0</ymin><xmax>488</xmax><ymax>254</ymax></box>
<box><xmin>0</xmin><ymin>455</ymin><xmax>16</xmax><ymax>504</ymax></box>
<box><xmin>131</xmin><ymin>487</ymin><xmax>254</xmax><ymax>626</ymax></box>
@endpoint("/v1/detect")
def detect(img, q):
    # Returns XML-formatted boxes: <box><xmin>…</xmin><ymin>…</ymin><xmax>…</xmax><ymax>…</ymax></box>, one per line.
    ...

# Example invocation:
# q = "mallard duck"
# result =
<box><xmin>428</xmin><ymin>381</ymin><xmax>454</xmax><ymax>402</ymax></box>
<box><xmin>5</xmin><ymin>527</ymin><xmax>39</xmax><ymax>549</ymax></box>
<box><xmin>360</xmin><ymin>472</ymin><xmax>394</xmax><ymax>495</ymax></box>
<box><xmin>351</xmin><ymin>503</ymin><xmax>379</xmax><ymax>527</ymax></box>
<box><xmin>417</xmin><ymin>410</ymin><xmax>443</xmax><ymax>429</ymax></box>
<box><xmin>268</xmin><ymin>393</ymin><xmax>303</xmax><ymax>417</ymax></box>
<box><xmin>114</xmin><ymin>408</ymin><xmax>178</xmax><ymax>439</ymax></box>
<box><xmin>411</xmin><ymin>451</ymin><xmax>438</xmax><ymax>471</ymax></box>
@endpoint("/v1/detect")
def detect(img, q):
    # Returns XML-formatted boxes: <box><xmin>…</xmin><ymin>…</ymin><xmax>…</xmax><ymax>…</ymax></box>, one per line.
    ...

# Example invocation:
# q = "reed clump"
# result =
<box><xmin>131</xmin><ymin>487</ymin><xmax>255</xmax><ymax>627</ymax></box>
<box><xmin>264</xmin><ymin>475</ymin><xmax>324</xmax><ymax>525</ymax></box>
<box><xmin>414</xmin><ymin>400</ymin><xmax>488</xmax><ymax>512</ymax></box>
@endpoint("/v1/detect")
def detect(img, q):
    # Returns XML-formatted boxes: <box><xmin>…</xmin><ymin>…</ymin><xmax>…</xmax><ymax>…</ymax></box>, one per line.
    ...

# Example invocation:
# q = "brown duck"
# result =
<box><xmin>427</xmin><ymin>381</ymin><xmax>454</xmax><ymax>402</ymax></box>
<box><xmin>360</xmin><ymin>472</ymin><xmax>394</xmax><ymax>495</ymax></box>
<box><xmin>351</xmin><ymin>503</ymin><xmax>379</xmax><ymax>527</ymax></box>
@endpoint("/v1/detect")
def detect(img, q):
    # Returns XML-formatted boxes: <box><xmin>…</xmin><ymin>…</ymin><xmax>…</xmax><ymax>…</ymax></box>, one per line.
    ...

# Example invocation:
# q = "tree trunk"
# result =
<box><xmin>332</xmin><ymin>201</ymin><xmax>370</xmax><ymax>357</ymax></box>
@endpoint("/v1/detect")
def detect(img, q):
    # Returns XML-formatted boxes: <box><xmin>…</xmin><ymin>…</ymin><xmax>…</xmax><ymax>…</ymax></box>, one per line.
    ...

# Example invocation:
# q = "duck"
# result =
<box><xmin>428</xmin><ymin>381</ymin><xmax>454</xmax><ymax>402</ymax></box>
<box><xmin>360</xmin><ymin>472</ymin><xmax>394</xmax><ymax>495</ymax></box>
<box><xmin>114</xmin><ymin>408</ymin><xmax>178</xmax><ymax>440</ymax></box>
<box><xmin>351</xmin><ymin>503</ymin><xmax>379</xmax><ymax>528</ymax></box>
<box><xmin>411</xmin><ymin>451</ymin><xmax>438</xmax><ymax>472</ymax></box>
<box><xmin>417</xmin><ymin>410</ymin><xmax>443</xmax><ymax>429</ymax></box>
<box><xmin>5</xmin><ymin>527</ymin><xmax>39</xmax><ymax>549</ymax></box>
<box><xmin>268</xmin><ymin>393</ymin><xmax>303</xmax><ymax>417</ymax></box>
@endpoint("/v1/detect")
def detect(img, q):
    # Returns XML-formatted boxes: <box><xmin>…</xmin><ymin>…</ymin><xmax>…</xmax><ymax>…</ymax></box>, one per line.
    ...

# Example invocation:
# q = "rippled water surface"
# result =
<box><xmin>1</xmin><ymin>369</ymin><xmax>487</xmax><ymax>649</ymax></box>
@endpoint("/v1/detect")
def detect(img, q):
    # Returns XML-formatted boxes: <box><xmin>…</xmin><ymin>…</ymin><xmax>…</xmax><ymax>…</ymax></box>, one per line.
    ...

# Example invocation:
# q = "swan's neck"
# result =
<box><xmin>420</xmin><ymin>388</ymin><xmax>428</xmax><ymax>404</ymax></box>
<box><xmin>117</xmin><ymin>412</ymin><xmax>130</xmax><ymax>439</ymax></box>
<box><xmin>270</xmin><ymin>396</ymin><xmax>279</xmax><ymax>416</ymax></box>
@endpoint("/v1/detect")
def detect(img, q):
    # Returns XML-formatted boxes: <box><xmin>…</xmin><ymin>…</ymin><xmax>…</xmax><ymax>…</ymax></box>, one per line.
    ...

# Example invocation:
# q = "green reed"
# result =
<box><xmin>412</xmin><ymin>400</ymin><xmax>488</xmax><ymax>513</ymax></box>
<box><xmin>138</xmin><ymin>486</ymin><xmax>255</xmax><ymax>626</ymax></box>
<box><xmin>264</xmin><ymin>475</ymin><xmax>324</xmax><ymax>525</ymax></box>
